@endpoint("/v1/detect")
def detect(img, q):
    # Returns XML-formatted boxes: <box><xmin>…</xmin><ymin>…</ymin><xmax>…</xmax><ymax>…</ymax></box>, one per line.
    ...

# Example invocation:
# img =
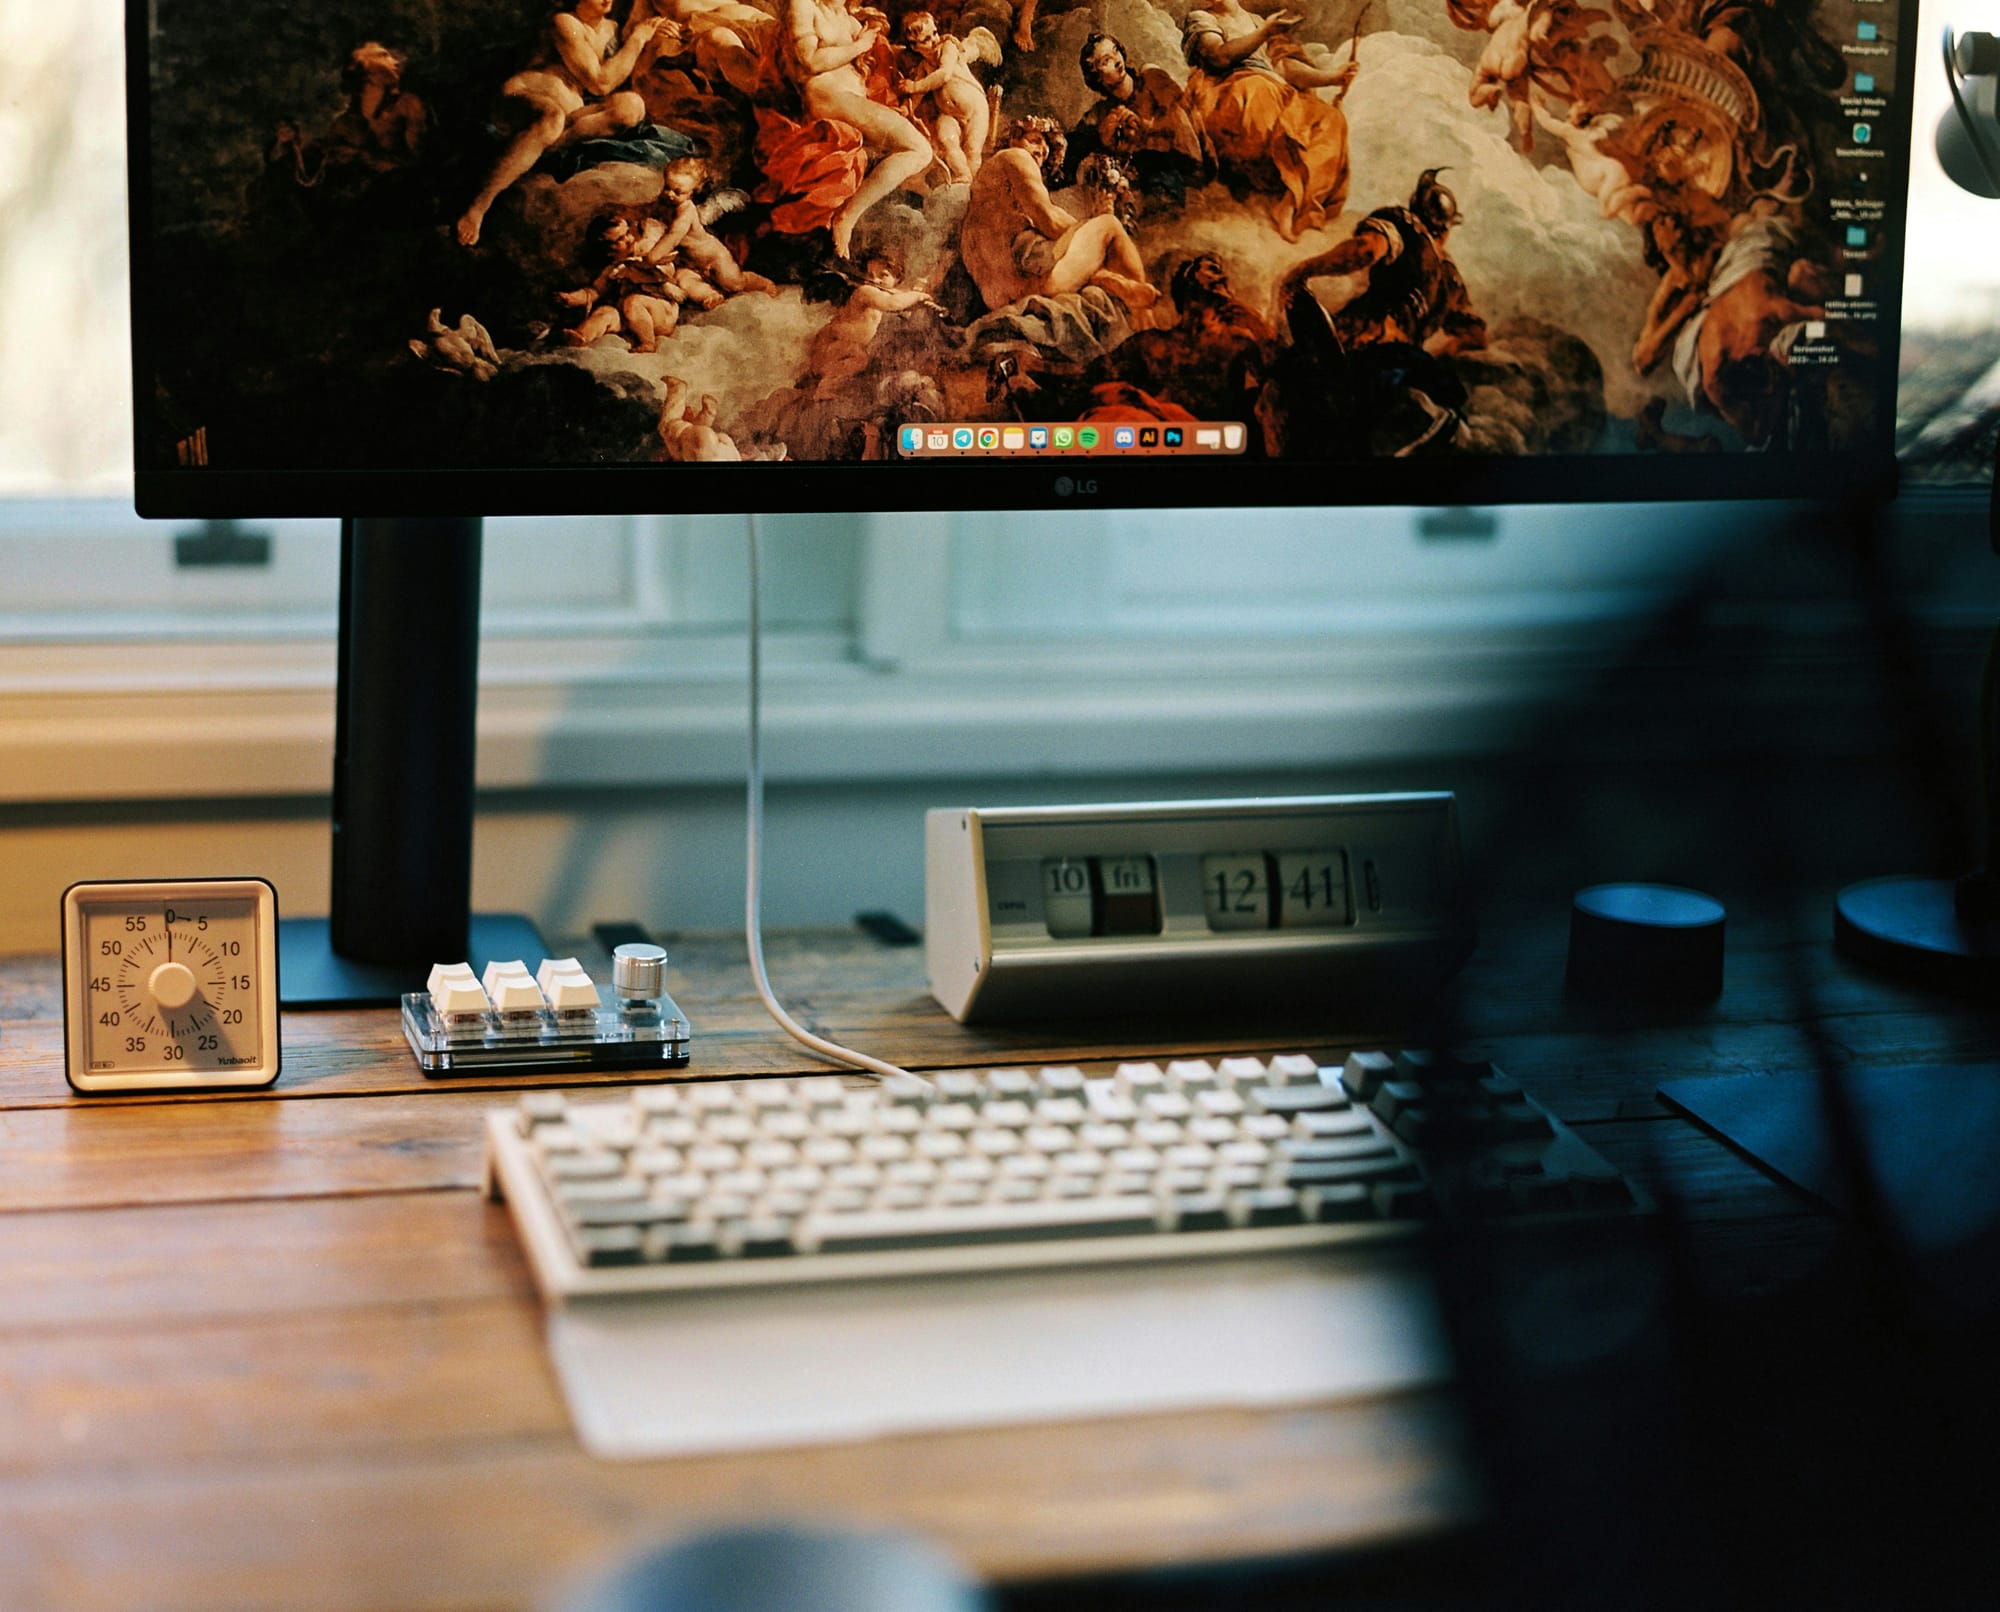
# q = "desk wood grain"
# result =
<box><xmin>2</xmin><ymin>908</ymin><xmax>1991</xmax><ymax>1612</ymax></box>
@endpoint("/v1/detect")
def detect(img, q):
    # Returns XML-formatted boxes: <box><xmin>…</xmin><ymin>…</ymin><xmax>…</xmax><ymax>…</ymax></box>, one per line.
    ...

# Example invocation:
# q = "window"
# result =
<box><xmin>3</xmin><ymin>0</ymin><xmax>1993</xmax><ymax>808</ymax></box>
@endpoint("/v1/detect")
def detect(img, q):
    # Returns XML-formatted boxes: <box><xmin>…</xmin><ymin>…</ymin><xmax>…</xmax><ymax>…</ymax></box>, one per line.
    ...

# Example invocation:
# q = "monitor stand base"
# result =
<box><xmin>280</xmin><ymin>913</ymin><xmax>549</xmax><ymax>1008</ymax></box>
<box><xmin>1833</xmin><ymin>875</ymin><xmax>2000</xmax><ymax>993</ymax></box>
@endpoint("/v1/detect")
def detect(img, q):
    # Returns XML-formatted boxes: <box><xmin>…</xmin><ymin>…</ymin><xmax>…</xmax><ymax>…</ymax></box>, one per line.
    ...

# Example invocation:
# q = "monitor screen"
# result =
<box><xmin>128</xmin><ymin>0</ymin><xmax>1917</xmax><ymax>516</ymax></box>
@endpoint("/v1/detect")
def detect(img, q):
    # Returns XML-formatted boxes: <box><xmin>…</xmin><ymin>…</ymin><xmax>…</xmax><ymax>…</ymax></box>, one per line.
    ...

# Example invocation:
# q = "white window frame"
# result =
<box><xmin>14</xmin><ymin>491</ymin><xmax>1989</xmax><ymax>810</ymax></box>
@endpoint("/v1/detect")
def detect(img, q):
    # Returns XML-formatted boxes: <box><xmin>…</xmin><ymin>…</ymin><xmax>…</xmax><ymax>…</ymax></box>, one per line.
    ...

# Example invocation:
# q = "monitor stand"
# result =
<box><xmin>1833</xmin><ymin>471</ymin><xmax>2000</xmax><ymax>991</ymax></box>
<box><xmin>280</xmin><ymin>515</ymin><xmax>544</xmax><ymax>1008</ymax></box>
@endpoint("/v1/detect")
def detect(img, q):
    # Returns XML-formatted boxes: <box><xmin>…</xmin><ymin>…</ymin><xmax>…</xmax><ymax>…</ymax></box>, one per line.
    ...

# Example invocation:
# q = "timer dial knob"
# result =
<box><xmin>149</xmin><ymin>959</ymin><xmax>201</xmax><ymax>1012</ymax></box>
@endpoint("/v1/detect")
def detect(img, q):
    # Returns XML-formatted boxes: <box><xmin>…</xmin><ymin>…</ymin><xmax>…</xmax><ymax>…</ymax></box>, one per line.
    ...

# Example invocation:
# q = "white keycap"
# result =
<box><xmin>915</xmin><ymin>1131</ymin><xmax>967</xmax><ymax>1160</ymax></box>
<box><xmin>535</xmin><ymin>957</ymin><xmax>601</xmax><ymax>1014</ymax></box>
<box><xmin>1032</xmin><ymin>1097</ymin><xmax>1088</xmax><ymax>1127</ymax></box>
<box><xmin>1141</xmin><ymin>1093</ymin><xmax>1193</xmax><ymax>1121</ymax></box>
<box><xmin>816</xmin><ymin>1187</ymin><xmax>870</xmax><ymax>1214</ymax></box>
<box><xmin>1114</xmin><ymin>1062</ymin><xmax>1168</xmax><ymax>1098</ymax></box>
<box><xmin>859</xmin><ymin>1134</ymin><xmax>912</xmax><ymax>1163</ymax></box>
<box><xmin>1080</xmin><ymin>1122</ymin><xmax>1131</xmax><ymax>1151</ymax></box>
<box><xmin>982</xmin><ymin>1100</ymin><xmax>1033</xmax><ymax>1130</ymax></box>
<box><xmin>647</xmin><ymin>1116</ymin><xmax>701</xmax><ymax>1148</ymax></box>
<box><xmin>1266</xmin><ymin>1054</ymin><xmax>1322</xmax><ymax>1085</ymax></box>
<box><xmin>1216</xmin><ymin>1056</ymin><xmax>1268</xmax><ymax>1086</ymax></box>
<box><xmin>1025</xmin><ymin>1125</ymin><xmax>1074</xmax><ymax>1155</ymax></box>
<box><xmin>1196</xmin><ymin>1090</ymin><xmax>1246</xmax><ymax>1118</ymax></box>
<box><xmin>1089</xmin><ymin>1092</ymin><xmax>1139</xmax><ymax>1124</ymax></box>
<box><xmin>745</xmin><ymin>1140</ymin><xmax>798</xmax><ymax>1170</ymax></box>
<box><xmin>515</xmin><ymin>1092</ymin><xmax>566</xmax><ymax>1134</ymax></box>
<box><xmin>1000</xmin><ymin>1153</ymin><xmax>1051</xmax><ymax>1179</ymax></box>
<box><xmin>875</xmin><ymin>1184</ymin><xmax>929</xmax><ymax>1211</ymax></box>
<box><xmin>1036</xmin><ymin>1066</ymin><xmax>1087</xmax><ymax>1098</ymax></box>
<box><xmin>427</xmin><ymin>963</ymin><xmax>490</xmax><ymax>1018</ymax></box>
<box><xmin>689</xmin><ymin>1144</ymin><xmax>741</xmax><ymax>1173</ymax></box>
<box><xmin>480</xmin><ymin>959</ymin><xmax>545</xmax><ymax>1015</ymax></box>
<box><xmin>797</xmin><ymin>1196</ymin><xmax>1165</xmax><ymax>1255</ymax></box>
<box><xmin>987</xmin><ymin>1069</ymin><xmax>1035</xmax><ymax>1099</ymax></box>
<box><xmin>1165</xmin><ymin>1060</ymin><xmax>1218</xmax><ymax>1093</ymax></box>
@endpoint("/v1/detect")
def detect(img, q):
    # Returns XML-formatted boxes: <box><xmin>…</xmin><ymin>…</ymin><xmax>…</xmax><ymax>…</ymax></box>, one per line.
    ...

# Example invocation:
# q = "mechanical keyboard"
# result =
<box><xmin>486</xmin><ymin>1049</ymin><xmax>1645</xmax><ymax>1303</ymax></box>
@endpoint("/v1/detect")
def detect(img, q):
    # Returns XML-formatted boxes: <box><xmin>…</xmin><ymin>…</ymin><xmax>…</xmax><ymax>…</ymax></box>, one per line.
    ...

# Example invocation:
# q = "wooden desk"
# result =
<box><xmin>3</xmin><ymin>909</ymin><xmax>1991</xmax><ymax>1612</ymax></box>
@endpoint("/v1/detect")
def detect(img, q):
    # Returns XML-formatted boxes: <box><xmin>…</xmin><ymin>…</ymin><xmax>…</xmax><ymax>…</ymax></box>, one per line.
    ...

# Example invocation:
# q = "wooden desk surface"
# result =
<box><xmin>3</xmin><ymin>907</ymin><xmax>1991</xmax><ymax>1612</ymax></box>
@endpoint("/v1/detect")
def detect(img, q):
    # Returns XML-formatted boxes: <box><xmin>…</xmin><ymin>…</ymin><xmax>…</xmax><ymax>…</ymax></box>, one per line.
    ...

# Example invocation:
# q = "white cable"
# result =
<box><xmin>742</xmin><ymin>511</ymin><xmax>933</xmax><ymax>1091</ymax></box>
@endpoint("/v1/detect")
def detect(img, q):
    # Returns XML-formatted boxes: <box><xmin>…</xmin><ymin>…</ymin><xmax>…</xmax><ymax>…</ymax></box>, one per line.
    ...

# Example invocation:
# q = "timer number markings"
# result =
<box><xmin>93</xmin><ymin>908</ymin><xmax>248</xmax><ymax>1062</ymax></box>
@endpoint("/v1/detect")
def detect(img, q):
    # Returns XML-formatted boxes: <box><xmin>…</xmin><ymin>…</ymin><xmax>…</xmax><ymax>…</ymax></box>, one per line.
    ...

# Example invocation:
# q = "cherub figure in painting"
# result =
<box><xmin>897</xmin><ymin>11</ymin><xmax>1002</xmax><ymax>183</ymax></box>
<box><xmin>806</xmin><ymin>255</ymin><xmax>945</xmax><ymax>395</ymax></box>
<box><xmin>643</xmin><ymin>157</ymin><xmax>783</xmax><ymax>300</ymax></box>
<box><xmin>560</xmin><ymin>213</ymin><xmax>687</xmax><ymax>350</ymax></box>
<box><xmin>659</xmin><ymin>375</ymin><xmax>747</xmax><ymax>458</ymax></box>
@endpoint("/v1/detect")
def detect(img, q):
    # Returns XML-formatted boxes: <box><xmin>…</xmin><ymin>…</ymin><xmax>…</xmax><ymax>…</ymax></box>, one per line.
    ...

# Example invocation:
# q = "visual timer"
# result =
<box><xmin>62</xmin><ymin>878</ymin><xmax>281</xmax><ymax>1093</ymax></box>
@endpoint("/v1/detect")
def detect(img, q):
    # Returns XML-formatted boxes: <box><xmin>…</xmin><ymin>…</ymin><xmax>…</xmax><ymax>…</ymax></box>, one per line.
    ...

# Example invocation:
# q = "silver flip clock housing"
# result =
<box><xmin>924</xmin><ymin>795</ymin><xmax>1473</xmax><ymax>1023</ymax></box>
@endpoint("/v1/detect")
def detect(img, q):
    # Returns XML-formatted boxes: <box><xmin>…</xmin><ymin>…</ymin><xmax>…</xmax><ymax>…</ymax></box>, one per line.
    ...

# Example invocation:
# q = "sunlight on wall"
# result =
<box><xmin>0</xmin><ymin>0</ymin><xmax>132</xmax><ymax>494</ymax></box>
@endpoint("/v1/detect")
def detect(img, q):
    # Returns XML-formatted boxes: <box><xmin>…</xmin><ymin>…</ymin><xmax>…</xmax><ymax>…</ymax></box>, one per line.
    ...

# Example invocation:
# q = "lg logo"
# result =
<box><xmin>1054</xmin><ymin>476</ymin><xmax>1099</xmax><ymax>497</ymax></box>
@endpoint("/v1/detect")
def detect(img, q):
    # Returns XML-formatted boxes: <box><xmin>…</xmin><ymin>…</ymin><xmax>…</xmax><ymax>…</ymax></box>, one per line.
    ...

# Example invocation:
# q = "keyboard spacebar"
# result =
<box><xmin>800</xmin><ymin>1197</ymin><xmax>1168</xmax><ymax>1254</ymax></box>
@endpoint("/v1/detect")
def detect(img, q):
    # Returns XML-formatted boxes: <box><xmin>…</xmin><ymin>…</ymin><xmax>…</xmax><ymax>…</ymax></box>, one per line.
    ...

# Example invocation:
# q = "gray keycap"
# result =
<box><xmin>1341</xmin><ymin>1050</ymin><xmax>1396</xmax><ymax>1102</ymax></box>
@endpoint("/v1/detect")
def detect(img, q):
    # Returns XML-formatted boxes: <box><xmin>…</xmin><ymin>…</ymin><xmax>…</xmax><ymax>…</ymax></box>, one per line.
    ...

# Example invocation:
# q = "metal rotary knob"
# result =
<box><xmin>611</xmin><ymin>942</ymin><xmax>667</xmax><ymax>999</ymax></box>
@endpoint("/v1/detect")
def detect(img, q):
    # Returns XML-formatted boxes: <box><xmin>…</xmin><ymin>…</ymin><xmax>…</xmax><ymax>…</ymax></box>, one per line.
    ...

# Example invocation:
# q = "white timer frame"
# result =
<box><xmin>62</xmin><ymin>877</ymin><xmax>282</xmax><ymax>1094</ymax></box>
